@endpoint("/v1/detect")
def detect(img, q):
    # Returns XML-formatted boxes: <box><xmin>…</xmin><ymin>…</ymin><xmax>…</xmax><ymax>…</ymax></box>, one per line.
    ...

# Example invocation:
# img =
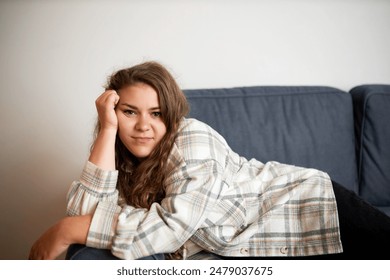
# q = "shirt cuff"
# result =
<box><xmin>86</xmin><ymin>201</ymin><xmax>121</xmax><ymax>249</ymax></box>
<box><xmin>80</xmin><ymin>161</ymin><xmax>118</xmax><ymax>193</ymax></box>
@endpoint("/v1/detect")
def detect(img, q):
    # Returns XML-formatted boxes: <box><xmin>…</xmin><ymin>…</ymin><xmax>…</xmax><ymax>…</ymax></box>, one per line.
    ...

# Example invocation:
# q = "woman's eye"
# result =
<box><xmin>152</xmin><ymin>112</ymin><xmax>162</xmax><ymax>117</ymax></box>
<box><xmin>124</xmin><ymin>110</ymin><xmax>136</xmax><ymax>116</ymax></box>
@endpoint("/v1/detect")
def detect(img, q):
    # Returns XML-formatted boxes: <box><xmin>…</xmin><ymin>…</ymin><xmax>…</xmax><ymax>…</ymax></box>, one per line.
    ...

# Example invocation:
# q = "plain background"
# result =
<box><xmin>1</xmin><ymin>0</ymin><xmax>389</xmax><ymax>260</ymax></box>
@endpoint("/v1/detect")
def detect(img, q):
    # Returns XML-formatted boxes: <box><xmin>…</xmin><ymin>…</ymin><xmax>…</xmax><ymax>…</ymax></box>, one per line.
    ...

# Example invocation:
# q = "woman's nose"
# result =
<box><xmin>135</xmin><ymin>115</ymin><xmax>150</xmax><ymax>131</ymax></box>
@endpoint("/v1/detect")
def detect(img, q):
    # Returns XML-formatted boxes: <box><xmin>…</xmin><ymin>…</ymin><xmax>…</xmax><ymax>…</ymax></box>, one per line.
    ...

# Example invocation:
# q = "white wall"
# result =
<box><xmin>0</xmin><ymin>0</ymin><xmax>389</xmax><ymax>260</ymax></box>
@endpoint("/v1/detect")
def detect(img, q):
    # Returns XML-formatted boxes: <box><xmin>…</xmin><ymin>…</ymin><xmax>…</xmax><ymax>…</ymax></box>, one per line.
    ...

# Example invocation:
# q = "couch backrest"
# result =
<box><xmin>351</xmin><ymin>84</ymin><xmax>390</xmax><ymax>212</ymax></box>
<box><xmin>184</xmin><ymin>86</ymin><xmax>358</xmax><ymax>192</ymax></box>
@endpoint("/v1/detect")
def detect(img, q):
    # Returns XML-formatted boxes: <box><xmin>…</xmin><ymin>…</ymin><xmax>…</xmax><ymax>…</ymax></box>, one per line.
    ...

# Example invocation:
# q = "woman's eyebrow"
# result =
<box><xmin>120</xmin><ymin>103</ymin><xmax>137</xmax><ymax>109</ymax></box>
<box><xmin>120</xmin><ymin>103</ymin><xmax>160</xmax><ymax>111</ymax></box>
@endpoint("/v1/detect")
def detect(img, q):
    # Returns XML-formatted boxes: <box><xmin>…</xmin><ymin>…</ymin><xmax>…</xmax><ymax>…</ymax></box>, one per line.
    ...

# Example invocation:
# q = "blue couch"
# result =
<box><xmin>184</xmin><ymin>84</ymin><xmax>390</xmax><ymax>216</ymax></box>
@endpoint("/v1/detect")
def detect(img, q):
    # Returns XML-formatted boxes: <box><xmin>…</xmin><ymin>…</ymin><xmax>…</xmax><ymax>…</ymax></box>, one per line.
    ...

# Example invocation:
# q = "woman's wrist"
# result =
<box><xmin>99</xmin><ymin>126</ymin><xmax>118</xmax><ymax>136</ymax></box>
<box><xmin>89</xmin><ymin>128</ymin><xmax>117</xmax><ymax>170</ymax></box>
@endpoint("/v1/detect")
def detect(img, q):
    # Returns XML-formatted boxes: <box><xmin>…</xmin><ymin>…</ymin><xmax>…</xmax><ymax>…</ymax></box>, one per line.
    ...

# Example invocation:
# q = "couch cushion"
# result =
<box><xmin>350</xmin><ymin>85</ymin><xmax>390</xmax><ymax>206</ymax></box>
<box><xmin>184</xmin><ymin>86</ymin><xmax>358</xmax><ymax>192</ymax></box>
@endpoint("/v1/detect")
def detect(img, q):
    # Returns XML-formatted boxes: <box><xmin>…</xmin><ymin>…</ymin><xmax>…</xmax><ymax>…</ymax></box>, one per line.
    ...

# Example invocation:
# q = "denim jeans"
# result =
<box><xmin>330</xmin><ymin>180</ymin><xmax>390</xmax><ymax>259</ymax></box>
<box><xmin>66</xmin><ymin>244</ymin><xmax>165</xmax><ymax>260</ymax></box>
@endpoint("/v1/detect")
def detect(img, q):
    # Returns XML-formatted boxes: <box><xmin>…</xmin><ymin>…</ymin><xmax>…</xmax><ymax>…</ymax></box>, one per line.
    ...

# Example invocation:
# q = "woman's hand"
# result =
<box><xmin>95</xmin><ymin>90</ymin><xmax>120</xmax><ymax>132</ymax></box>
<box><xmin>29</xmin><ymin>215</ymin><xmax>92</xmax><ymax>260</ymax></box>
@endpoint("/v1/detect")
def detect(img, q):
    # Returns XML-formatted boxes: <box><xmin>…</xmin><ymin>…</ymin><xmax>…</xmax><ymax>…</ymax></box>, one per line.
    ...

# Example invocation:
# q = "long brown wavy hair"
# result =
<box><xmin>92</xmin><ymin>61</ymin><xmax>189</xmax><ymax>209</ymax></box>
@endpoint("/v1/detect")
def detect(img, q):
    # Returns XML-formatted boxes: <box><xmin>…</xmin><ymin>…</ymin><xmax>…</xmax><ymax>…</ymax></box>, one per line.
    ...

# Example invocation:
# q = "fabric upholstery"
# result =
<box><xmin>184</xmin><ymin>86</ymin><xmax>358</xmax><ymax>192</ymax></box>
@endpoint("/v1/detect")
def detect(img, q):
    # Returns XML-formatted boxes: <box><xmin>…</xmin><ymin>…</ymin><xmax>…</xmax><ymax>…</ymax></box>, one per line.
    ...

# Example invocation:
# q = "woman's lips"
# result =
<box><xmin>132</xmin><ymin>137</ymin><xmax>153</xmax><ymax>144</ymax></box>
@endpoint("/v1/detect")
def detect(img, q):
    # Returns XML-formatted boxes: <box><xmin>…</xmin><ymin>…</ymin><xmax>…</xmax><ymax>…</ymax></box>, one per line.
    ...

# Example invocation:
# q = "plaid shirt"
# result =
<box><xmin>67</xmin><ymin>118</ymin><xmax>342</xmax><ymax>259</ymax></box>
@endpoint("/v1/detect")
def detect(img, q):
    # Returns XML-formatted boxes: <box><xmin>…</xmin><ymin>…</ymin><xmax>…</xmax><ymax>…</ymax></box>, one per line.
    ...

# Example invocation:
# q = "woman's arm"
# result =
<box><xmin>88</xmin><ymin>90</ymin><xmax>119</xmax><ymax>170</ymax></box>
<box><xmin>67</xmin><ymin>90</ymin><xmax>120</xmax><ymax>215</ymax></box>
<box><xmin>29</xmin><ymin>214</ymin><xmax>92</xmax><ymax>260</ymax></box>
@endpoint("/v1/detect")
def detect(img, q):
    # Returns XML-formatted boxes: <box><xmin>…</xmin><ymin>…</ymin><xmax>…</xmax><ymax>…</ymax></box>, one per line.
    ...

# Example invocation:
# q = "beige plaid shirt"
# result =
<box><xmin>67</xmin><ymin>118</ymin><xmax>342</xmax><ymax>259</ymax></box>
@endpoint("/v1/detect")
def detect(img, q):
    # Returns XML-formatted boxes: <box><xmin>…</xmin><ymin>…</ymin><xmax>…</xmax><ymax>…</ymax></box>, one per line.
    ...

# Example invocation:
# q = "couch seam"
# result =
<box><xmin>185</xmin><ymin>90</ymin><xmax>346</xmax><ymax>99</ymax></box>
<box><xmin>359</xmin><ymin>92</ymin><xmax>390</xmax><ymax>199</ymax></box>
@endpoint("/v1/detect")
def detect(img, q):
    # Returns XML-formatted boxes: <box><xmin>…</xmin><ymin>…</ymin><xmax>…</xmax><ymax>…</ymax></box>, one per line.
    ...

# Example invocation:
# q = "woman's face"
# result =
<box><xmin>116</xmin><ymin>83</ymin><xmax>167</xmax><ymax>160</ymax></box>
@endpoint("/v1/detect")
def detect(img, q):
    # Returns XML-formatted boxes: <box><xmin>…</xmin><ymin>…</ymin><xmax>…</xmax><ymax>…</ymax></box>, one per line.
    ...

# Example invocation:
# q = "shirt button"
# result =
<box><xmin>240</xmin><ymin>248</ymin><xmax>249</xmax><ymax>255</ymax></box>
<box><xmin>209</xmin><ymin>247</ymin><xmax>215</xmax><ymax>252</ymax></box>
<box><xmin>280</xmin><ymin>246</ymin><xmax>288</xmax><ymax>254</ymax></box>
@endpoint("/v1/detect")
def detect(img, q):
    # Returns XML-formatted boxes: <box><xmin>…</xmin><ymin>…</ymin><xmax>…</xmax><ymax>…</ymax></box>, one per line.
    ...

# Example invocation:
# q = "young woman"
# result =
<box><xmin>29</xmin><ymin>61</ymin><xmax>390</xmax><ymax>260</ymax></box>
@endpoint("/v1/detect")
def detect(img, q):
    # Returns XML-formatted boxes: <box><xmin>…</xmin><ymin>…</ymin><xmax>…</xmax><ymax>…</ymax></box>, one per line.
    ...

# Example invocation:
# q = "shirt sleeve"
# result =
<box><xmin>66</xmin><ymin>160</ymin><xmax>119</xmax><ymax>216</ymax></box>
<box><xmin>87</xmin><ymin>159</ymin><xmax>225</xmax><ymax>260</ymax></box>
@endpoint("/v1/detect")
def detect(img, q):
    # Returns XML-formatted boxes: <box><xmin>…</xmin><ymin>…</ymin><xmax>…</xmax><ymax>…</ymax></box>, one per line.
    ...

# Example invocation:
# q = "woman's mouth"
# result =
<box><xmin>132</xmin><ymin>137</ymin><xmax>153</xmax><ymax>144</ymax></box>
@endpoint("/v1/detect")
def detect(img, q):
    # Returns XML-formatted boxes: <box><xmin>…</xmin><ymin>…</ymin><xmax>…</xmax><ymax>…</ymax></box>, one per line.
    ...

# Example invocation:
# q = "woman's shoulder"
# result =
<box><xmin>173</xmin><ymin>118</ymin><xmax>230</xmax><ymax>160</ymax></box>
<box><xmin>178</xmin><ymin>117</ymin><xmax>210</xmax><ymax>132</ymax></box>
<box><xmin>177</xmin><ymin>118</ymin><xmax>224</xmax><ymax>141</ymax></box>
